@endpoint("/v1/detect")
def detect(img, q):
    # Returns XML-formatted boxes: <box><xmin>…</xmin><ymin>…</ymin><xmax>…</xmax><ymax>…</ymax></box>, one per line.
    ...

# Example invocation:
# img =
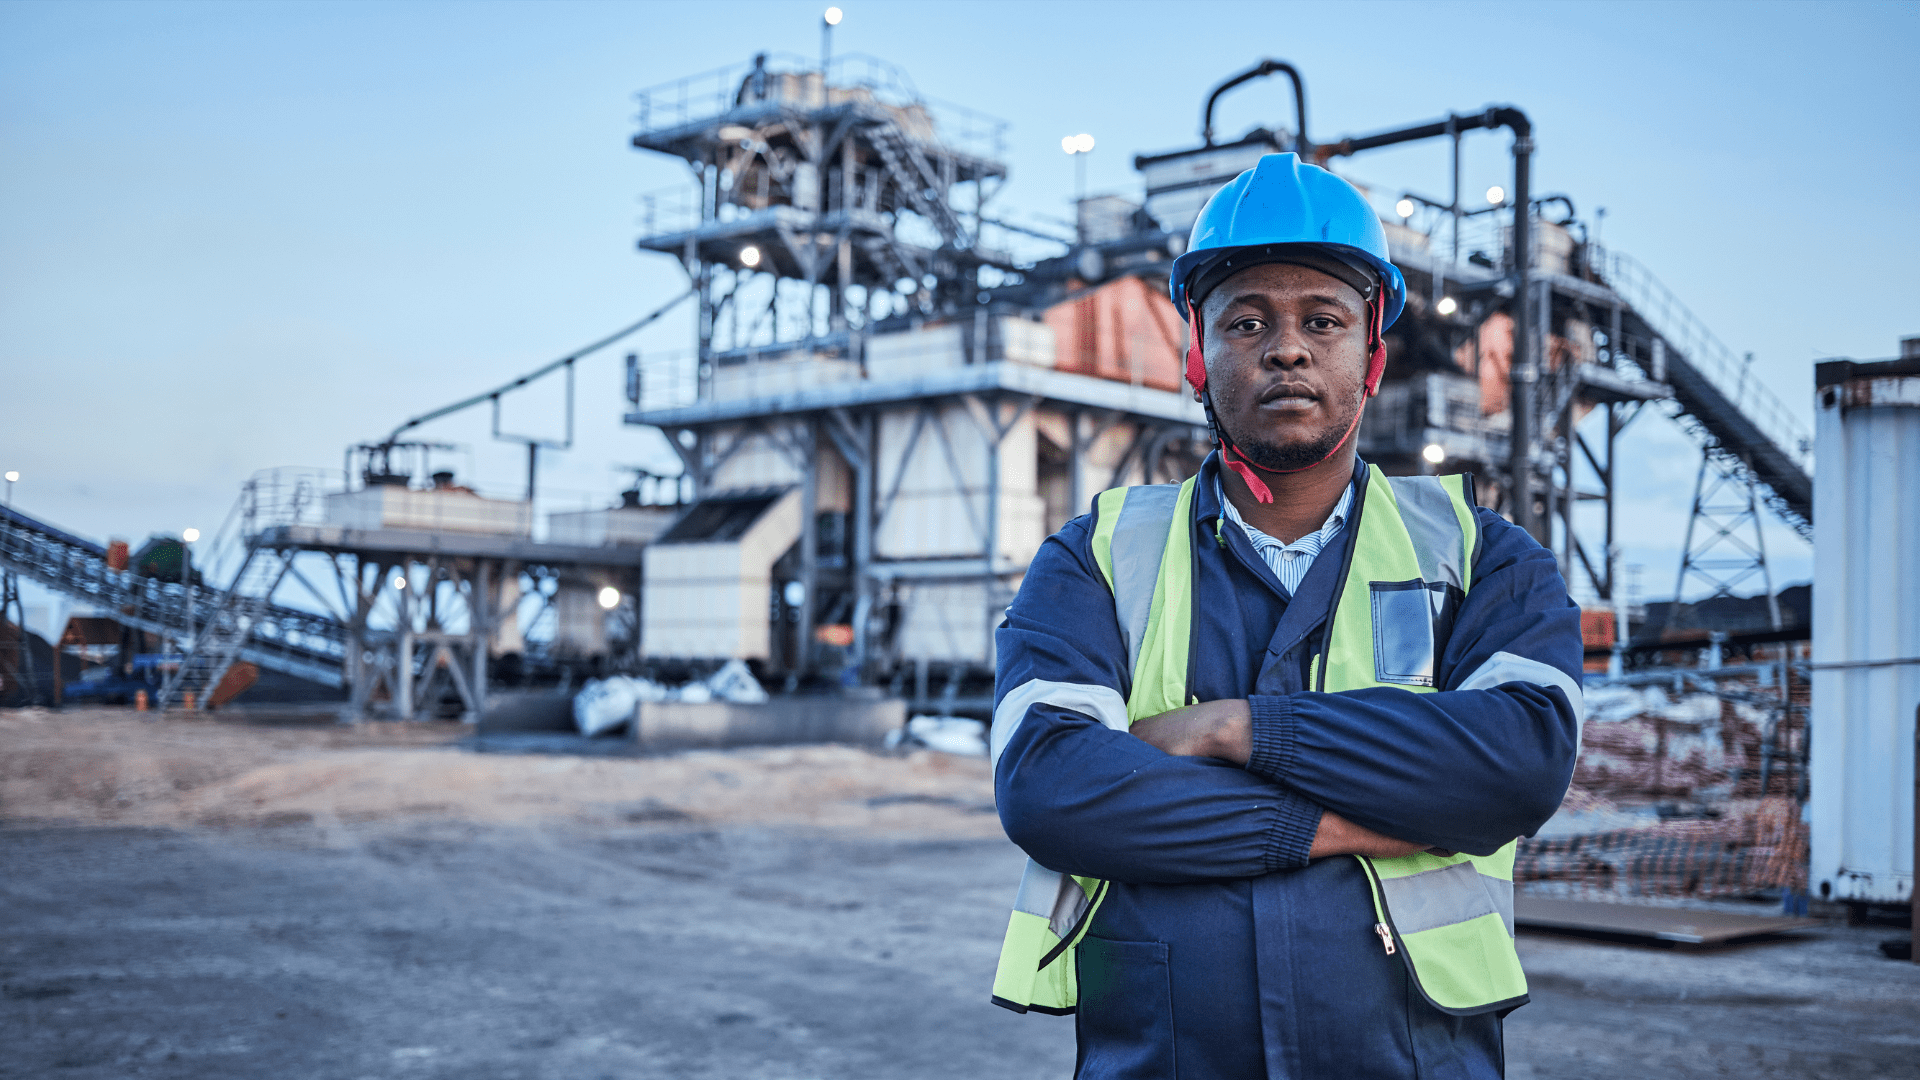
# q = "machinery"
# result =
<box><xmin>621</xmin><ymin>53</ymin><xmax>1813</xmax><ymax>712</ymax></box>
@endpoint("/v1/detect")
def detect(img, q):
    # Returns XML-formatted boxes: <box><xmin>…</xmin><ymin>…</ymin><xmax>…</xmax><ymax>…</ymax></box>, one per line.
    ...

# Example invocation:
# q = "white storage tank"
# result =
<box><xmin>1809</xmin><ymin>345</ymin><xmax>1920</xmax><ymax>907</ymax></box>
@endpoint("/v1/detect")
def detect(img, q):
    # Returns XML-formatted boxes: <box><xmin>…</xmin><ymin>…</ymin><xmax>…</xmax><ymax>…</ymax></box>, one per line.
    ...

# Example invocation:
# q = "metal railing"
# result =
<box><xmin>0</xmin><ymin>499</ymin><xmax>351</xmax><ymax>688</ymax></box>
<box><xmin>634</xmin><ymin>51</ymin><xmax>1007</xmax><ymax>162</ymax></box>
<box><xmin>1587</xmin><ymin>245</ymin><xmax>1812</xmax><ymax>474</ymax></box>
<box><xmin>628</xmin><ymin>349</ymin><xmax>703</xmax><ymax>413</ymax></box>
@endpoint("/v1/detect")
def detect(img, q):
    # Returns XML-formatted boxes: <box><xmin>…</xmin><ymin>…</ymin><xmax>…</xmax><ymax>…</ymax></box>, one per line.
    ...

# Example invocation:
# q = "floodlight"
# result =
<box><xmin>739</xmin><ymin>245</ymin><xmax>761</xmax><ymax>268</ymax></box>
<box><xmin>1422</xmin><ymin>443</ymin><xmax>1447</xmax><ymax>465</ymax></box>
<box><xmin>823</xmin><ymin>6</ymin><xmax>842</xmax><ymax>25</ymax></box>
<box><xmin>1395</xmin><ymin>198</ymin><xmax>1415</xmax><ymax>219</ymax></box>
<box><xmin>1486</xmin><ymin>186</ymin><xmax>1506</xmax><ymax>206</ymax></box>
<box><xmin>597</xmin><ymin>586</ymin><xmax>621</xmax><ymax>610</ymax></box>
<box><xmin>3</xmin><ymin>471</ymin><xmax>16</xmax><ymax>482</ymax></box>
<box><xmin>182</xmin><ymin>528</ymin><xmax>200</xmax><ymax>543</ymax></box>
<box><xmin>1436</xmin><ymin>296</ymin><xmax>1458</xmax><ymax>316</ymax></box>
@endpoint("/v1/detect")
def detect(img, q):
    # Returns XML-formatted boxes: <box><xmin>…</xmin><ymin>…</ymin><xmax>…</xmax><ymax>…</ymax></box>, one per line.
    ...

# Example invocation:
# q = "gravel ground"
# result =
<box><xmin>3</xmin><ymin>708</ymin><xmax>1916</xmax><ymax>1079</ymax></box>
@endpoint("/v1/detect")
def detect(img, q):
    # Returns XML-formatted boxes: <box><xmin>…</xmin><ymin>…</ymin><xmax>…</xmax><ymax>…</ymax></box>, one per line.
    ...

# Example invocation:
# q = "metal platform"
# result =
<box><xmin>262</xmin><ymin>524</ymin><xmax>648</xmax><ymax>568</ymax></box>
<box><xmin>626</xmin><ymin>359</ymin><xmax>1206</xmax><ymax>431</ymax></box>
<box><xmin>1514</xmin><ymin>897</ymin><xmax>1822</xmax><ymax>945</ymax></box>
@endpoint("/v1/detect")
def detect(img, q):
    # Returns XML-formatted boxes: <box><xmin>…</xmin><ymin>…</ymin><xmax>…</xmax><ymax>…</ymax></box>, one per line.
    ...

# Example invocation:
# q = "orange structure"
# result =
<box><xmin>1043</xmin><ymin>276</ymin><xmax>1188</xmax><ymax>393</ymax></box>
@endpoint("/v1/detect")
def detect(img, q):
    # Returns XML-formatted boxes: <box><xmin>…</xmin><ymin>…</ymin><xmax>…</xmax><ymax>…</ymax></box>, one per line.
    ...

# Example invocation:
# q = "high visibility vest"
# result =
<box><xmin>991</xmin><ymin>466</ymin><xmax>1530</xmax><ymax>1017</ymax></box>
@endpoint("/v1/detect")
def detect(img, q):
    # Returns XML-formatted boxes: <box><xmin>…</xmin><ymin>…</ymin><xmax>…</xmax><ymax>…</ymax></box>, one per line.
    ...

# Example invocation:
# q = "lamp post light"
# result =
<box><xmin>3</xmin><ymin>470</ymin><xmax>16</xmax><ymax>508</ymax></box>
<box><xmin>821</xmin><ymin>6</ymin><xmax>842</xmax><ymax>94</ymax></box>
<box><xmin>1062</xmin><ymin>132</ymin><xmax>1095</xmax><ymax>222</ymax></box>
<box><xmin>180</xmin><ymin>529</ymin><xmax>198</xmax><ymax>689</ymax></box>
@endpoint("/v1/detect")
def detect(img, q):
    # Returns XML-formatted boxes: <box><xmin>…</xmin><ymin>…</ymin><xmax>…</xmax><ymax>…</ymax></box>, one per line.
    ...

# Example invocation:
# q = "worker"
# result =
<box><xmin>988</xmin><ymin>153</ymin><xmax>1582</xmax><ymax>1078</ymax></box>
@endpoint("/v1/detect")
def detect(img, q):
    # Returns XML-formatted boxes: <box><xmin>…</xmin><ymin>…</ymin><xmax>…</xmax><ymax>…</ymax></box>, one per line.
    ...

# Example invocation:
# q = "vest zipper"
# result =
<box><xmin>1355</xmin><ymin>856</ymin><xmax>1403</xmax><ymax>960</ymax></box>
<box><xmin>1356</xmin><ymin>854</ymin><xmax>1524</xmax><ymax>1017</ymax></box>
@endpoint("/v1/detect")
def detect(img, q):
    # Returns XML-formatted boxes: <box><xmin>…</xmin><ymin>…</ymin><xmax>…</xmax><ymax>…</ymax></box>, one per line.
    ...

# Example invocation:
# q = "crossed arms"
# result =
<box><xmin>992</xmin><ymin>510</ymin><xmax>1584</xmax><ymax>884</ymax></box>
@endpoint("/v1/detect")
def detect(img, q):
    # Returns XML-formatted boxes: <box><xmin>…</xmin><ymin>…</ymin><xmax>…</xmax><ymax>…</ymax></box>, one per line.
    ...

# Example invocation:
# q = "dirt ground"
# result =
<box><xmin>3</xmin><ymin>707</ymin><xmax>1917</xmax><ymax>1079</ymax></box>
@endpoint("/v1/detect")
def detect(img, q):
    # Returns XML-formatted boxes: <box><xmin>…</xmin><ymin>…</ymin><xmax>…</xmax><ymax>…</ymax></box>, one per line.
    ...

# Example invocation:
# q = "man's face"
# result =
<box><xmin>1200</xmin><ymin>262</ymin><xmax>1370</xmax><ymax>472</ymax></box>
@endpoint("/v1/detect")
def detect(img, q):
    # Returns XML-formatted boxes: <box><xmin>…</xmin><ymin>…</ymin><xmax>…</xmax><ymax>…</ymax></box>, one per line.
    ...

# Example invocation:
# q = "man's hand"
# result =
<box><xmin>1129</xmin><ymin>699</ymin><xmax>1252</xmax><ymax>765</ymax></box>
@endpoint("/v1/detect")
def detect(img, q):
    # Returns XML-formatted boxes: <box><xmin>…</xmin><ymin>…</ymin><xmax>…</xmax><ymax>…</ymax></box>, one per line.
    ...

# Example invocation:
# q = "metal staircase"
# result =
<box><xmin>155</xmin><ymin>481</ymin><xmax>315</xmax><ymax>710</ymax></box>
<box><xmin>1586</xmin><ymin>247</ymin><xmax>1814</xmax><ymax>538</ymax></box>
<box><xmin>0</xmin><ymin>488</ymin><xmax>349</xmax><ymax>700</ymax></box>
<box><xmin>866</xmin><ymin>123</ymin><xmax>968</xmax><ymax>244</ymax></box>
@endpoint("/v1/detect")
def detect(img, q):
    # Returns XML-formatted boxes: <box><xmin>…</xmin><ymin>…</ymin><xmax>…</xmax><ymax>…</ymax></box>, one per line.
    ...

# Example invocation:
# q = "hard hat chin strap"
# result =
<box><xmin>1185</xmin><ymin>296</ymin><xmax>1386</xmax><ymax>504</ymax></box>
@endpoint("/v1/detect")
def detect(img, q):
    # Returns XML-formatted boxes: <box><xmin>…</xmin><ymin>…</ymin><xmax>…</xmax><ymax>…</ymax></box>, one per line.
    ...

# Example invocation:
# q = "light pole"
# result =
<box><xmin>180</xmin><ymin>528</ymin><xmax>199</xmax><ymax>705</ymax></box>
<box><xmin>1061</xmin><ymin>133</ymin><xmax>1095</xmax><ymax>235</ymax></box>
<box><xmin>821</xmin><ymin>7</ymin><xmax>842</xmax><ymax>98</ymax></box>
<box><xmin>1</xmin><ymin>470</ymin><xmax>23</xmax><ymax>705</ymax></box>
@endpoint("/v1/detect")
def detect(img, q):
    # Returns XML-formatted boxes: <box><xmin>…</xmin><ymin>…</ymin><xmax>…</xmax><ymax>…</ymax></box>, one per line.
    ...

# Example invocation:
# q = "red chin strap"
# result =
<box><xmin>1185</xmin><ymin>294</ymin><xmax>1386</xmax><ymax>504</ymax></box>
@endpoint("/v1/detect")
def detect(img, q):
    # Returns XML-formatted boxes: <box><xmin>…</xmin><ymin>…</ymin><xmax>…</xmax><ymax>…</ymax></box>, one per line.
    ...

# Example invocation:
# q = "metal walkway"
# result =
<box><xmin>1590</xmin><ymin>248</ymin><xmax>1814</xmax><ymax>537</ymax></box>
<box><xmin>0</xmin><ymin>500</ymin><xmax>350</xmax><ymax>692</ymax></box>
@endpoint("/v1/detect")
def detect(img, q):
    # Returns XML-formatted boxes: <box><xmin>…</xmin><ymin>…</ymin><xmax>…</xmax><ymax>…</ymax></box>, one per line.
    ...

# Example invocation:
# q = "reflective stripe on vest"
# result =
<box><xmin>991</xmin><ymin>466</ymin><xmax>1537</xmax><ymax>1017</ymax></box>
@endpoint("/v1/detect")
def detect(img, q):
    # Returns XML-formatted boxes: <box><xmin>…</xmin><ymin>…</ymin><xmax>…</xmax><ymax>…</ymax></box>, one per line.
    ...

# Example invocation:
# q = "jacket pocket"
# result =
<box><xmin>1074</xmin><ymin>936</ymin><xmax>1174</xmax><ymax>1079</ymax></box>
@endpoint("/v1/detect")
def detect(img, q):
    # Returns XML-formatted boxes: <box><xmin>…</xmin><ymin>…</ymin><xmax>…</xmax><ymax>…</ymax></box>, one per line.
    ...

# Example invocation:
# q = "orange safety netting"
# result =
<box><xmin>1516</xmin><ymin>796</ymin><xmax>1807</xmax><ymax>899</ymax></box>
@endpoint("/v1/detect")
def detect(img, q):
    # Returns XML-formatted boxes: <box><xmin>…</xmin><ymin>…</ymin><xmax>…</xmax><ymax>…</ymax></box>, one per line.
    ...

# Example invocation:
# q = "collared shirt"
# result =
<box><xmin>1217</xmin><ymin>478</ymin><xmax>1354</xmax><ymax>597</ymax></box>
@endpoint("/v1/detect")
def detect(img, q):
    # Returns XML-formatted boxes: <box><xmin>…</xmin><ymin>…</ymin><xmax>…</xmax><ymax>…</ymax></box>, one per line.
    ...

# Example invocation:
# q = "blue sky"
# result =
<box><xmin>3</xmin><ymin>0</ymin><xmax>1914</xmax><ymax>628</ymax></box>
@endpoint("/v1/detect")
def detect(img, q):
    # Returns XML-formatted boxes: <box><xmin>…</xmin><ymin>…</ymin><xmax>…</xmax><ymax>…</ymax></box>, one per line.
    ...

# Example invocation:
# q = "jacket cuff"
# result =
<box><xmin>1245</xmin><ymin>694</ymin><xmax>1297</xmax><ymax>784</ymax></box>
<box><xmin>1262</xmin><ymin>788</ymin><xmax>1323</xmax><ymax>872</ymax></box>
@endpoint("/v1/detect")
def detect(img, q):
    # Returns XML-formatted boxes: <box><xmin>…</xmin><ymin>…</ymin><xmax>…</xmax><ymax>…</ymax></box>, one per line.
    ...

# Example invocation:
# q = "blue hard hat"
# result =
<box><xmin>1170</xmin><ymin>153</ymin><xmax>1406</xmax><ymax>330</ymax></box>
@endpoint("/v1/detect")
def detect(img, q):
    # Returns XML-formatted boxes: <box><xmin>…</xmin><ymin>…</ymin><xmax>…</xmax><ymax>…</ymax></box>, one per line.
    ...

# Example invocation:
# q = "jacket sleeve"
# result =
<box><xmin>994</xmin><ymin>516</ymin><xmax>1324</xmax><ymax>884</ymax></box>
<box><xmin>1243</xmin><ymin>509</ymin><xmax>1583</xmax><ymax>856</ymax></box>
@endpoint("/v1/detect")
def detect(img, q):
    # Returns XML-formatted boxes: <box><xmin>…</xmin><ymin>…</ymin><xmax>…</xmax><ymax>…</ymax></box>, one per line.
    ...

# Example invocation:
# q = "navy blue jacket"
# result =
<box><xmin>993</xmin><ymin>453</ymin><xmax>1582</xmax><ymax>1079</ymax></box>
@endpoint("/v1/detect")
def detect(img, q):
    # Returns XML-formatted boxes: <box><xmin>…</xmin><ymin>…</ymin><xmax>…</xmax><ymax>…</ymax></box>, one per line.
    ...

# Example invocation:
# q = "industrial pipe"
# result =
<box><xmin>1201</xmin><ymin>59</ymin><xmax>1308</xmax><ymax>156</ymax></box>
<box><xmin>1320</xmin><ymin>106</ymin><xmax>1536</xmax><ymax>540</ymax></box>
<box><xmin>381</xmin><ymin>287</ymin><xmax>695</xmax><ymax>448</ymax></box>
<box><xmin>1532</xmin><ymin>194</ymin><xmax>1576</xmax><ymax>226</ymax></box>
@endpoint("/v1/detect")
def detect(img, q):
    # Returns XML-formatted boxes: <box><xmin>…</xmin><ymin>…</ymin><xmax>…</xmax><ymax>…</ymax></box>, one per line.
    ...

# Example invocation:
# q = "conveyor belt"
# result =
<box><xmin>0</xmin><ymin>504</ymin><xmax>349</xmax><ymax>686</ymax></box>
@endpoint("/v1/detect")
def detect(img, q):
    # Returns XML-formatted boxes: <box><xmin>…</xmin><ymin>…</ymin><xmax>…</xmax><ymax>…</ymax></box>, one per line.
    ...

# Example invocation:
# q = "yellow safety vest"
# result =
<box><xmin>992</xmin><ymin>466</ymin><xmax>1529</xmax><ymax>1017</ymax></box>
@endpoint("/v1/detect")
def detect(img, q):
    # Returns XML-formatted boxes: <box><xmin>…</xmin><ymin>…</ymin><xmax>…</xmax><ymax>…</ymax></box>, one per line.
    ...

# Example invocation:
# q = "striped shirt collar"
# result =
<box><xmin>1215</xmin><ymin>478</ymin><xmax>1354</xmax><ymax>597</ymax></box>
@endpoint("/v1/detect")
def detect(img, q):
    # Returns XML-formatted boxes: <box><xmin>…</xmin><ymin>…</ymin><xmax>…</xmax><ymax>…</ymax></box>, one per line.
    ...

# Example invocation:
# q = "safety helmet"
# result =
<box><xmin>1170</xmin><ymin>152</ymin><xmax>1406</xmax><ymax>329</ymax></box>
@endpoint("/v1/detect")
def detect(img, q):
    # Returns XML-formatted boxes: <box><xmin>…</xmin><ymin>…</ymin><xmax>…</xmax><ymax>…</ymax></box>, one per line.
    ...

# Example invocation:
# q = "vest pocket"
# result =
<box><xmin>1074</xmin><ymin>936</ymin><xmax>1174</xmax><ymax>1079</ymax></box>
<box><xmin>1368</xmin><ymin>579</ymin><xmax>1455</xmax><ymax>687</ymax></box>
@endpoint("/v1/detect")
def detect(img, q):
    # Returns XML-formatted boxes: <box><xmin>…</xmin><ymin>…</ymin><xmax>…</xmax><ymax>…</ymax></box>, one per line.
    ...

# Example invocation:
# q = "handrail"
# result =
<box><xmin>1589</xmin><ymin>245</ymin><xmax>1812</xmax><ymax>473</ymax></box>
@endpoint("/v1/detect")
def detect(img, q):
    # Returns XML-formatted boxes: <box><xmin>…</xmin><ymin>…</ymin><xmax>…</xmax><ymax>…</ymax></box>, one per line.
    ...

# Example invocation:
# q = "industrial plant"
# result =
<box><xmin>2</xmin><ymin>43</ymin><xmax>1913</xmax><ymax>957</ymax></box>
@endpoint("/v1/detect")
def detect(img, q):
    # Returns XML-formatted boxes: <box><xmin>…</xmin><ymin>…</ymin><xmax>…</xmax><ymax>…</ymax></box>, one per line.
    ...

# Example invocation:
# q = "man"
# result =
<box><xmin>988</xmin><ymin>153</ymin><xmax>1583</xmax><ymax>1079</ymax></box>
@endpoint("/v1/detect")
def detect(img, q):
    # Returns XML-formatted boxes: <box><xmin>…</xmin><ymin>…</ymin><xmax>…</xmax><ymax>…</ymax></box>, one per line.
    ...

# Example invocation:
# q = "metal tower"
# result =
<box><xmin>632</xmin><ymin>52</ymin><xmax>1017</xmax><ymax>391</ymax></box>
<box><xmin>1672</xmin><ymin>450</ymin><xmax>1784</xmax><ymax>631</ymax></box>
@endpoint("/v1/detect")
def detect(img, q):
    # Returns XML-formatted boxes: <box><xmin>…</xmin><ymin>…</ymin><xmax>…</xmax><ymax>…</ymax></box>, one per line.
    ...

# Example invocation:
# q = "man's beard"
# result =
<box><xmin>1215</xmin><ymin>391</ymin><xmax>1362</xmax><ymax>472</ymax></box>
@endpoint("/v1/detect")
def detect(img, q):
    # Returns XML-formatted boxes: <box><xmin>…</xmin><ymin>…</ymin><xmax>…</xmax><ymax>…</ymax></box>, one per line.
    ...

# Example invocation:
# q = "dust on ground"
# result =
<box><xmin>0</xmin><ymin>706</ymin><xmax>999</xmax><ymax>835</ymax></box>
<box><xmin>5</xmin><ymin>706</ymin><xmax>1918</xmax><ymax>1080</ymax></box>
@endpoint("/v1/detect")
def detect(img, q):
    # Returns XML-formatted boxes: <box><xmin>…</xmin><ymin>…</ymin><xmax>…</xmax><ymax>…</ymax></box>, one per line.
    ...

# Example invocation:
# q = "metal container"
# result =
<box><xmin>1041</xmin><ymin>275</ymin><xmax>1186</xmax><ymax>392</ymax></box>
<box><xmin>1809</xmin><ymin>351</ymin><xmax>1920</xmax><ymax>906</ymax></box>
<box><xmin>323</xmin><ymin>486</ymin><xmax>533</xmax><ymax>537</ymax></box>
